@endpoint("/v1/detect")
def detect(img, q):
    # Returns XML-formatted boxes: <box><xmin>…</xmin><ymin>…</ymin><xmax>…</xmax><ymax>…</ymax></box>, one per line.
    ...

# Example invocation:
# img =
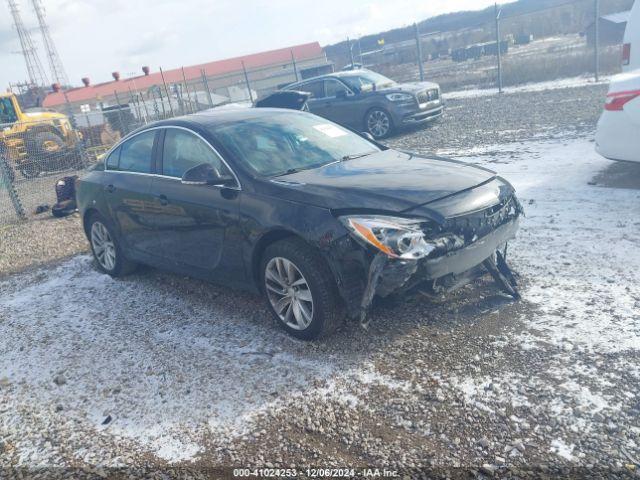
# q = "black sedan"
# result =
<box><xmin>77</xmin><ymin>109</ymin><xmax>522</xmax><ymax>339</ymax></box>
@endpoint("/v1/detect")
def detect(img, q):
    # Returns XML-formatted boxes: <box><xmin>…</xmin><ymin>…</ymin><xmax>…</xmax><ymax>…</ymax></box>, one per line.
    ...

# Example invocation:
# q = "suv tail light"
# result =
<box><xmin>604</xmin><ymin>90</ymin><xmax>640</xmax><ymax>111</ymax></box>
<box><xmin>623</xmin><ymin>43</ymin><xmax>631</xmax><ymax>66</ymax></box>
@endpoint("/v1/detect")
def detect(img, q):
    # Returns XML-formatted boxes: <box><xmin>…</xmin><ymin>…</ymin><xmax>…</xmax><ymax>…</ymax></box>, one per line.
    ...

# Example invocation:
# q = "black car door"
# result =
<box><xmin>148</xmin><ymin>127</ymin><xmax>242</xmax><ymax>280</ymax></box>
<box><xmin>320</xmin><ymin>79</ymin><xmax>362</xmax><ymax>127</ymax></box>
<box><xmin>103</xmin><ymin>129</ymin><xmax>161</xmax><ymax>260</ymax></box>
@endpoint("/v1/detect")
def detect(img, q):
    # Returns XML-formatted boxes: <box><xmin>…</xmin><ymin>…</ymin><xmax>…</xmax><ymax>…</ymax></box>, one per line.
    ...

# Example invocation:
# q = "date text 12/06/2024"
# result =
<box><xmin>233</xmin><ymin>468</ymin><xmax>400</xmax><ymax>478</ymax></box>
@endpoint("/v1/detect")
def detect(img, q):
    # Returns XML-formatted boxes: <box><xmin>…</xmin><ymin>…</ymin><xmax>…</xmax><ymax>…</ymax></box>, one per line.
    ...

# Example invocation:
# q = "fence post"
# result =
<box><xmin>241</xmin><ymin>61</ymin><xmax>254</xmax><ymax>103</ymax></box>
<box><xmin>291</xmin><ymin>50</ymin><xmax>299</xmax><ymax>82</ymax></box>
<box><xmin>414</xmin><ymin>23</ymin><xmax>425</xmax><ymax>82</ymax></box>
<box><xmin>0</xmin><ymin>145</ymin><xmax>26</xmax><ymax>220</ymax></box>
<box><xmin>347</xmin><ymin>37</ymin><xmax>355</xmax><ymax>68</ymax></box>
<box><xmin>159</xmin><ymin>67</ymin><xmax>175</xmax><ymax>116</ymax></box>
<box><xmin>201</xmin><ymin>69</ymin><xmax>214</xmax><ymax>107</ymax></box>
<box><xmin>181</xmin><ymin>67</ymin><xmax>195</xmax><ymax>114</ymax></box>
<box><xmin>495</xmin><ymin>3</ymin><xmax>504</xmax><ymax>93</ymax></box>
<box><xmin>594</xmin><ymin>0</ymin><xmax>600</xmax><ymax>82</ymax></box>
<box><xmin>62</xmin><ymin>89</ymin><xmax>88</xmax><ymax>167</ymax></box>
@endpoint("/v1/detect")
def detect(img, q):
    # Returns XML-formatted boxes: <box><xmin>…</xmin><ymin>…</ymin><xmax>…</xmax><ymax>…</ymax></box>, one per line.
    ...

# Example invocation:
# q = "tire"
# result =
<box><xmin>25</xmin><ymin>131</ymin><xmax>67</xmax><ymax>175</ymax></box>
<box><xmin>261</xmin><ymin>238</ymin><xmax>343</xmax><ymax>340</ymax></box>
<box><xmin>87</xmin><ymin>213</ymin><xmax>137</xmax><ymax>277</ymax></box>
<box><xmin>365</xmin><ymin>108</ymin><xmax>394</xmax><ymax>139</ymax></box>
<box><xmin>18</xmin><ymin>160</ymin><xmax>41</xmax><ymax>179</ymax></box>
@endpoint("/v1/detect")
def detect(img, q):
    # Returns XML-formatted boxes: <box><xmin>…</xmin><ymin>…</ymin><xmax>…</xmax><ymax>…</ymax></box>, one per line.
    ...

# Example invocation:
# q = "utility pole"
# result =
<box><xmin>31</xmin><ymin>0</ymin><xmax>69</xmax><ymax>86</ymax></box>
<box><xmin>414</xmin><ymin>23</ymin><xmax>425</xmax><ymax>81</ymax></box>
<box><xmin>495</xmin><ymin>3</ymin><xmax>503</xmax><ymax>93</ymax></box>
<box><xmin>594</xmin><ymin>0</ymin><xmax>600</xmax><ymax>82</ymax></box>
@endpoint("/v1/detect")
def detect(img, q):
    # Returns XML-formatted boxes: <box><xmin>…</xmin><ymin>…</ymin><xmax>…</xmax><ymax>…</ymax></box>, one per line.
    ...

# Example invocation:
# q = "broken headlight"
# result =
<box><xmin>339</xmin><ymin>215</ymin><xmax>436</xmax><ymax>260</ymax></box>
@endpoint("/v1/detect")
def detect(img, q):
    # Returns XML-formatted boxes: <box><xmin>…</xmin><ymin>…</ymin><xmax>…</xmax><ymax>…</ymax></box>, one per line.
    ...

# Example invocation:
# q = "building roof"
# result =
<box><xmin>601</xmin><ymin>10</ymin><xmax>631</xmax><ymax>24</ymax></box>
<box><xmin>43</xmin><ymin>42</ymin><xmax>324</xmax><ymax>108</ymax></box>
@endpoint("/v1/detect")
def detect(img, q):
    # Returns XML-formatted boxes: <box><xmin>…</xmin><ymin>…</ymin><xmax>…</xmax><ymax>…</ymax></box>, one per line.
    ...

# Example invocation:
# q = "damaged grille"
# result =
<box><xmin>422</xmin><ymin>194</ymin><xmax>522</xmax><ymax>256</ymax></box>
<box><xmin>417</xmin><ymin>89</ymin><xmax>440</xmax><ymax>104</ymax></box>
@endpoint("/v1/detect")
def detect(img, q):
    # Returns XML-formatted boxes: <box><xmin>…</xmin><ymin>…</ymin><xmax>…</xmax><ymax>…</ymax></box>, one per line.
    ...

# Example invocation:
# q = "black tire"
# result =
<box><xmin>365</xmin><ymin>108</ymin><xmax>394</xmax><ymax>139</ymax></box>
<box><xmin>87</xmin><ymin>212</ymin><xmax>137</xmax><ymax>277</ymax></box>
<box><xmin>260</xmin><ymin>238</ymin><xmax>343</xmax><ymax>340</ymax></box>
<box><xmin>24</xmin><ymin>131</ymin><xmax>68</xmax><ymax>175</ymax></box>
<box><xmin>18</xmin><ymin>160</ymin><xmax>41</xmax><ymax>179</ymax></box>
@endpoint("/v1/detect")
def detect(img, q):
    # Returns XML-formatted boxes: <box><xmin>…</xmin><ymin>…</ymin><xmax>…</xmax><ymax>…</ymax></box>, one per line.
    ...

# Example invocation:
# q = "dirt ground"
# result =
<box><xmin>1</xmin><ymin>82</ymin><xmax>640</xmax><ymax>479</ymax></box>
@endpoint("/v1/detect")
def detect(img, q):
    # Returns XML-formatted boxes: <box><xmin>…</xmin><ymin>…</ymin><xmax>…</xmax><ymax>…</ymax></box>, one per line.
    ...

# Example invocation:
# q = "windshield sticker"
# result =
<box><xmin>313</xmin><ymin>124</ymin><xmax>348</xmax><ymax>138</ymax></box>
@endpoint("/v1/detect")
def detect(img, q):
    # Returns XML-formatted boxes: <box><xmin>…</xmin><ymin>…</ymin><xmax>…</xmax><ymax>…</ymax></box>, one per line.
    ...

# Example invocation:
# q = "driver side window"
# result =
<box><xmin>162</xmin><ymin>128</ymin><xmax>230</xmax><ymax>179</ymax></box>
<box><xmin>325</xmin><ymin>80</ymin><xmax>350</xmax><ymax>98</ymax></box>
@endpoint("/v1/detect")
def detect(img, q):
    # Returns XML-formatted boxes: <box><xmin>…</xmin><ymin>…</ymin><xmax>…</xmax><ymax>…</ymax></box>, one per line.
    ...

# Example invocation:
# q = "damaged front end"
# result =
<box><xmin>328</xmin><ymin>183</ymin><xmax>524</xmax><ymax>327</ymax></box>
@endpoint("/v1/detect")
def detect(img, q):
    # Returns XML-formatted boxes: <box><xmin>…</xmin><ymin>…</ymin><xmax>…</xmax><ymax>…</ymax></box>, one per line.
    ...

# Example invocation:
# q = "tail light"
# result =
<box><xmin>604</xmin><ymin>90</ymin><xmax>640</xmax><ymax>111</ymax></box>
<box><xmin>622</xmin><ymin>43</ymin><xmax>631</xmax><ymax>66</ymax></box>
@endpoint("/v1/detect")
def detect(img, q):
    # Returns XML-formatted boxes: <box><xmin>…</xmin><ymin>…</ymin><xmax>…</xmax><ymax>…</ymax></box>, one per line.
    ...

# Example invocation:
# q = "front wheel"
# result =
<box><xmin>365</xmin><ymin>108</ymin><xmax>393</xmax><ymax>139</ymax></box>
<box><xmin>18</xmin><ymin>161</ymin><xmax>41</xmax><ymax>178</ymax></box>
<box><xmin>88</xmin><ymin>213</ymin><xmax>137</xmax><ymax>277</ymax></box>
<box><xmin>261</xmin><ymin>238</ymin><xmax>343</xmax><ymax>340</ymax></box>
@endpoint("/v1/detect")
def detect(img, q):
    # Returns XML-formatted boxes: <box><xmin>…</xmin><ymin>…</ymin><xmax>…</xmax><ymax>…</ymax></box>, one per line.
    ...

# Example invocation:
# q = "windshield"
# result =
<box><xmin>209</xmin><ymin>112</ymin><xmax>380</xmax><ymax>177</ymax></box>
<box><xmin>0</xmin><ymin>97</ymin><xmax>18</xmax><ymax>125</ymax></box>
<box><xmin>341</xmin><ymin>70</ymin><xmax>397</xmax><ymax>92</ymax></box>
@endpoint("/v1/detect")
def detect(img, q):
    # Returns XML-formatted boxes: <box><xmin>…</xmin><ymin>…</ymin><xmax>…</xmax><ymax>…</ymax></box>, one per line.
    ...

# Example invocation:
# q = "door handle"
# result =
<box><xmin>104</xmin><ymin>184</ymin><xmax>115</xmax><ymax>193</ymax></box>
<box><xmin>157</xmin><ymin>194</ymin><xmax>169</xmax><ymax>206</ymax></box>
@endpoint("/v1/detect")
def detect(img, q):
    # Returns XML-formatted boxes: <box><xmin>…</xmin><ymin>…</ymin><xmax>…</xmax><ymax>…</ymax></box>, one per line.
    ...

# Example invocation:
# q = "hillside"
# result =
<box><xmin>324</xmin><ymin>0</ymin><xmax>634</xmax><ymax>64</ymax></box>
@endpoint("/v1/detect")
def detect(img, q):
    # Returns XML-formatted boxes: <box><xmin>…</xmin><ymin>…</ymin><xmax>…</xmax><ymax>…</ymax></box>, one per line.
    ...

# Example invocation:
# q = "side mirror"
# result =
<box><xmin>361</xmin><ymin>132</ymin><xmax>375</xmax><ymax>142</ymax></box>
<box><xmin>335</xmin><ymin>90</ymin><xmax>348</xmax><ymax>99</ymax></box>
<box><xmin>181</xmin><ymin>163</ymin><xmax>235</xmax><ymax>187</ymax></box>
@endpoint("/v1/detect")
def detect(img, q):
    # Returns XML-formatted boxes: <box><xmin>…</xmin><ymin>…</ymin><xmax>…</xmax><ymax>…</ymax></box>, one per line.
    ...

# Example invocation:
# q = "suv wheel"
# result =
<box><xmin>366</xmin><ymin>108</ymin><xmax>393</xmax><ymax>139</ymax></box>
<box><xmin>261</xmin><ymin>238</ymin><xmax>342</xmax><ymax>340</ymax></box>
<box><xmin>88</xmin><ymin>213</ymin><xmax>137</xmax><ymax>277</ymax></box>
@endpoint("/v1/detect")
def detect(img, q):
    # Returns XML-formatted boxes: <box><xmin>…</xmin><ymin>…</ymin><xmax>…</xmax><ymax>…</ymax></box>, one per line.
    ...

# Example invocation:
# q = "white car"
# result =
<box><xmin>595</xmin><ymin>2</ymin><xmax>640</xmax><ymax>163</ymax></box>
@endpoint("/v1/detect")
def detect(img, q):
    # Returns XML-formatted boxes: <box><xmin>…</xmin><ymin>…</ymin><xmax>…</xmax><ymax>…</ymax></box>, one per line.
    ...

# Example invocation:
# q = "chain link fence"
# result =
<box><xmin>0</xmin><ymin>64</ymin><xmax>302</xmax><ymax>225</ymax></box>
<box><xmin>332</xmin><ymin>0</ymin><xmax>630</xmax><ymax>91</ymax></box>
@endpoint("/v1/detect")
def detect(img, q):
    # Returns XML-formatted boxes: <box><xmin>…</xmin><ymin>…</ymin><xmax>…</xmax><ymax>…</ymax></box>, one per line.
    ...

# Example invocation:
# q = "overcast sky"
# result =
<box><xmin>1</xmin><ymin>0</ymin><xmax>497</xmax><ymax>90</ymax></box>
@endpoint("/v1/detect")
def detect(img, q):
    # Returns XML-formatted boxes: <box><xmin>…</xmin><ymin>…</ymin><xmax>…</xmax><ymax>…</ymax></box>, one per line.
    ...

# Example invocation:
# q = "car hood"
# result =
<box><xmin>379</xmin><ymin>81</ymin><xmax>440</xmax><ymax>94</ymax></box>
<box><xmin>263</xmin><ymin>149</ymin><xmax>497</xmax><ymax>216</ymax></box>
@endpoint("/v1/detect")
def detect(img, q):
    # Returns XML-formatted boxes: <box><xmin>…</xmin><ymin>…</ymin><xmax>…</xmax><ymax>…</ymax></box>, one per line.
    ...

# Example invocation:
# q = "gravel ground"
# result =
<box><xmin>0</xmin><ymin>215</ymin><xmax>87</xmax><ymax>278</ymax></box>
<box><xmin>2</xmin><ymin>82</ymin><xmax>640</xmax><ymax>479</ymax></box>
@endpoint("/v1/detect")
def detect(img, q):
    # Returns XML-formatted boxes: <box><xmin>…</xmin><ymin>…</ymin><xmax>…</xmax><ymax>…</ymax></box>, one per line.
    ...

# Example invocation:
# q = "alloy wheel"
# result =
<box><xmin>367</xmin><ymin>110</ymin><xmax>391</xmax><ymax>138</ymax></box>
<box><xmin>91</xmin><ymin>221</ymin><xmax>117</xmax><ymax>271</ymax></box>
<box><xmin>265</xmin><ymin>257</ymin><xmax>314</xmax><ymax>330</ymax></box>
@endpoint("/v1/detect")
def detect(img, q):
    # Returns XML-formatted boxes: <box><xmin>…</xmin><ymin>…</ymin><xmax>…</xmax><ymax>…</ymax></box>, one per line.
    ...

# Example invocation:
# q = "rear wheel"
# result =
<box><xmin>261</xmin><ymin>238</ymin><xmax>343</xmax><ymax>340</ymax></box>
<box><xmin>365</xmin><ymin>108</ymin><xmax>393</xmax><ymax>139</ymax></box>
<box><xmin>88</xmin><ymin>213</ymin><xmax>137</xmax><ymax>277</ymax></box>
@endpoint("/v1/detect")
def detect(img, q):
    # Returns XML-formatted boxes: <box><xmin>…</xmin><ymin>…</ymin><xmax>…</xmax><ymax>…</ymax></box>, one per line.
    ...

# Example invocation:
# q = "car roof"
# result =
<box><xmin>137</xmin><ymin>107</ymin><xmax>305</xmax><ymax>131</ymax></box>
<box><xmin>289</xmin><ymin>69</ymin><xmax>371</xmax><ymax>86</ymax></box>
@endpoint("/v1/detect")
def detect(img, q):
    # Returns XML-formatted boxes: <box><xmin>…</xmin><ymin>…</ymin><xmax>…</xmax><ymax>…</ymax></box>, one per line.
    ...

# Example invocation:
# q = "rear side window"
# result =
<box><xmin>162</xmin><ymin>128</ymin><xmax>230</xmax><ymax>178</ymax></box>
<box><xmin>105</xmin><ymin>146</ymin><xmax>120</xmax><ymax>170</ymax></box>
<box><xmin>298</xmin><ymin>80</ymin><xmax>325</xmax><ymax>99</ymax></box>
<box><xmin>118</xmin><ymin>130</ymin><xmax>156</xmax><ymax>173</ymax></box>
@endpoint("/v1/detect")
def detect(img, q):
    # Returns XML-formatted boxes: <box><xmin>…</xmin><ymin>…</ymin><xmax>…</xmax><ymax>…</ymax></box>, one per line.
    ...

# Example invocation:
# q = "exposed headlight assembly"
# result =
<box><xmin>385</xmin><ymin>92</ymin><xmax>414</xmax><ymax>102</ymax></box>
<box><xmin>339</xmin><ymin>215</ymin><xmax>436</xmax><ymax>260</ymax></box>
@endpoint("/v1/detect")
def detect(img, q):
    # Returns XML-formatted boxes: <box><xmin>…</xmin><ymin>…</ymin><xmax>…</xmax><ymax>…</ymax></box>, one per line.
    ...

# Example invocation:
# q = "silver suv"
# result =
<box><xmin>285</xmin><ymin>69</ymin><xmax>443</xmax><ymax>139</ymax></box>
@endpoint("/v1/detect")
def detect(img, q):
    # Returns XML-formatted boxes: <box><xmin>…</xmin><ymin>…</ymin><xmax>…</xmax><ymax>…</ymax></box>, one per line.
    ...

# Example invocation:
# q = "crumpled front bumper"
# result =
<box><xmin>327</xmin><ymin>215</ymin><xmax>520</xmax><ymax>322</ymax></box>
